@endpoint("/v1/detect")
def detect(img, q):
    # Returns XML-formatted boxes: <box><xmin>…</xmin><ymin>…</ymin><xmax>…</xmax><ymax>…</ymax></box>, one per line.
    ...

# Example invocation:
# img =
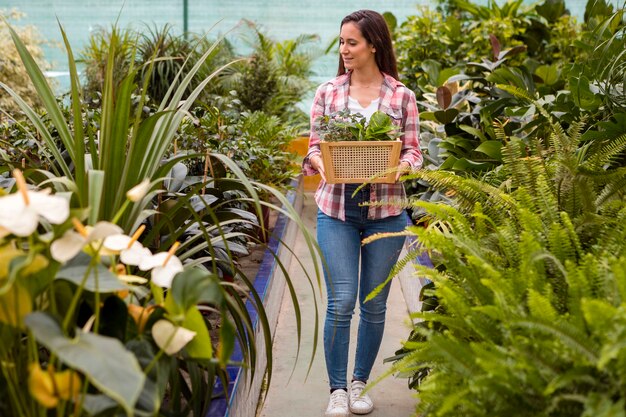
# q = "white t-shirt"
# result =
<box><xmin>348</xmin><ymin>96</ymin><xmax>380</xmax><ymax>122</ymax></box>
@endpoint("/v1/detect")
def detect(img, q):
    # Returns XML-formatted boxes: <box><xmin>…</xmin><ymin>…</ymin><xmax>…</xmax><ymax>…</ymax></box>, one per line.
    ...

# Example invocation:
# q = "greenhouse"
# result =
<box><xmin>1</xmin><ymin>0</ymin><xmax>626</xmax><ymax>416</ymax></box>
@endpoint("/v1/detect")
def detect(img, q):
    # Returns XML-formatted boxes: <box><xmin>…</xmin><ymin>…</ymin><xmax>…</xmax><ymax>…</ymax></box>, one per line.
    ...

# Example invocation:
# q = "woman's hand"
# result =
<box><xmin>395</xmin><ymin>161</ymin><xmax>410</xmax><ymax>182</ymax></box>
<box><xmin>311</xmin><ymin>154</ymin><xmax>327</xmax><ymax>182</ymax></box>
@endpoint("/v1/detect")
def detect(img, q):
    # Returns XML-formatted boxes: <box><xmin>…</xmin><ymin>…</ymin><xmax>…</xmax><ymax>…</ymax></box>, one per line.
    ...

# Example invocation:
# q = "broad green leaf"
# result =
<box><xmin>437</xmin><ymin>67</ymin><xmax>461</xmax><ymax>88</ymax></box>
<box><xmin>127</xmin><ymin>339</ymin><xmax>169</xmax><ymax>414</ymax></box>
<box><xmin>535</xmin><ymin>64</ymin><xmax>560</xmax><ymax>86</ymax></box>
<box><xmin>434</xmin><ymin>108</ymin><xmax>459</xmax><ymax>124</ymax></box>
<box><xmin>25</xmin><ymin>312</ymin><xmax>144</xmax><ymax>415</ymax></box>
<box><xmin>419</xmin><ymin>111</ymin><xmax>437</xmax><ymax>122</ymax></box>
<box><xmin>182</xmin><ymin>307</ymin><xmax>213</xmax><ymax>360</ymax></box>
<box><xmin>458</xmin><ymin>125</ymin><xmax>489</xmax><ymax>142</ymax></box>
<box><xmin>440</xmin><ymin>155</ymin><xmax>459</xmax><ymax>170</ymax></box>
<box><xmin>475</xmin><ymin>141</ymin><xmax>503</xmax><ymax>160</ymax></box>
<box><xmin>170</xmin><ymin>268</ymin><xmax>223</xmax><ymax>313</ymax></box>
<box><xmin>82</xmin><ymin>394</ymin><xmax>118</xmax><ymax>416</ymax></box>
<box><xmin>56</xmin><ymin>253</ymin><xmax>127</xmax><ymax>293</ymax></box>
<box><xmin>569</xmin><ymin>75</ymin><xmax>602</xmax><ymax>111</ymax></box>
<box><xmin>451</xmin><ymin>158</ymin><xmax>492</xmax><ymax>171</ymax></box>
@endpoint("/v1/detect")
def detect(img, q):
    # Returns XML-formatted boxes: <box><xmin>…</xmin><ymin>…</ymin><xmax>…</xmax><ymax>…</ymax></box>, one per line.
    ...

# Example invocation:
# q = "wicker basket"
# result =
<box><xmin>320</xmin><ymin>140</ymin><xmax>402</xmax><ymax>184</ymax></box>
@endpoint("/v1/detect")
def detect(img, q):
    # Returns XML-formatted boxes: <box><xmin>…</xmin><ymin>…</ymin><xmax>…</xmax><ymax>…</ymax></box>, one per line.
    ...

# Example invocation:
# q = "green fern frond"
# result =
<box><xmin>428</xmin><ymin>332</ymin><xmax>479</xmax><ymax>376</ymax></box>
<box><xmin>512</xmin><ymin>318</ymin><xmax>599</xmax><ymax>363</ymax></box>
<box><xmin>559</xmin><ymin>212</ymin><xmax>583</xmax><ymax>259</ymax></box>
<box><xmin>611</xmin><ymin>257</ymin><xmax>626</xmax><ymax>305</ymax></box>
<box><xmin>566</xmin><ymin>118</ymin><xmax>588</xmax><ymax>149</ymax></box>
<box><xmin>596</xmin><ymin>209</ymin><xmax>626</xmax><ymax>259</ymax></box>
<box><xmin>411</xmin><ymin>169</ymin><xmax>516</xmax><ymax>220</ymax></box>
<box><xmin>547</xmin><ymin>219</ymin><xmax>578</xmax><ymax>266</ymax></box>
<box><xmin>410</xmin><ymin>200</ymin><xmax>472</xmax><ymax>231</ymax></box>
<box><xmin>466</xmin><ymin>309</ymin><xmax>502</xmax><ymax>342</ymax></box>
<box><xmin>594</xmin><ymin>169</ymin><xmax>626</xmax><ymax>208</ymax></box>
<box><xmin>501</xmin><ymin>138</ymin><xmax>528</xmax><ymax>171</ymax></box>
<box><xmin>494</xmin><ymin>221</ymin><xmax>522</xmax><ymax>268</ymax></box>
<box><xmin>493</xmin><ymin>118</ymin><xmax>509</xmax><ymax>143</ymax></box>
<box><xmin>363</xmin><ymin>244</ymin><xmax>426</xmax><ymax>303</ymax></box>
<box><xmin>527</xmin><ymin>289</ymin><xmax>558</xmax><ymax>322</ymax></box>
<box><xmin>581</xmin><ymin>133</ymin><xmax>626</xmax><ymax>172</ymax></box>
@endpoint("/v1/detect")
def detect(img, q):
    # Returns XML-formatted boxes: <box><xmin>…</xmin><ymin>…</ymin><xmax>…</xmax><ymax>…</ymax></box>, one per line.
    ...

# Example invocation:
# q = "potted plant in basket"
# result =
<box><xmin>315</xmin><ymin>109</ymin><xmax>402</xmax><ymax>183</ymax></box>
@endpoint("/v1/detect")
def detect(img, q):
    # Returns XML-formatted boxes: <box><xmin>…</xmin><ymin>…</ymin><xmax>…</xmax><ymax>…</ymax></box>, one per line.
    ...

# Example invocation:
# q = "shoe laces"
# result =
<box><xmin>329</xmin><ymin>389</ymin><xmax>348</xmax><ymax>409</ymax></box>
<box><xmin>350</xmin><ymin>381</ymin><xmax>367</xmax><ymax>400</ymax></box>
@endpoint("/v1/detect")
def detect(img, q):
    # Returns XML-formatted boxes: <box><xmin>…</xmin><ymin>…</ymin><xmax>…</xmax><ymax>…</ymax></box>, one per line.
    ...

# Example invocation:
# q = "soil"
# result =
<box><xmin>236</xmin><ymin>206</ymin><xmax>279</xmax><ymax>284</ymax></box>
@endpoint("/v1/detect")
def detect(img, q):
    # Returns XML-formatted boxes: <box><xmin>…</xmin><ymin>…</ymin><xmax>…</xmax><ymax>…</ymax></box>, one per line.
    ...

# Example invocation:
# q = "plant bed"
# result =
<box><xmin>206</xmin><ymin>175</ymin><xmax>305</xmax><ymax>417</ymax></box>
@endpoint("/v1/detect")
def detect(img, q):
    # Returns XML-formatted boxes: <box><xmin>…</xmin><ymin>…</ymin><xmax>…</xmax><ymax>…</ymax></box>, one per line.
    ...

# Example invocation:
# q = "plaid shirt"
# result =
<box><xmin>302</xmin><ymin>72</ymin><xmax>423</xmax><ymax>221</ymax></box>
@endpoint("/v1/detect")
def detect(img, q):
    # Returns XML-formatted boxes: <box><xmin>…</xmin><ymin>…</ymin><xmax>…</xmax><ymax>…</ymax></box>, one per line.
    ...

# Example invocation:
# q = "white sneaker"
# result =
<box><xmin>349</xmin><ymin>380</ymin><xmax>374</xmax><ymax>414</ymax></box>
<box><xmin>325</xmin><ymin>389</ymin><xmax>349</xmax><ymax>417</ymax></box>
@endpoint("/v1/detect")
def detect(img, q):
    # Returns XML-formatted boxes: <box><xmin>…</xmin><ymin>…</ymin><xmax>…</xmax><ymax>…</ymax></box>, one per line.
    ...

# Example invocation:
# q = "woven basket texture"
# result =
<box><xmin>320</xmin><ymin>141</ymin><xmax>401</xmax><ymax>184</ymax></box>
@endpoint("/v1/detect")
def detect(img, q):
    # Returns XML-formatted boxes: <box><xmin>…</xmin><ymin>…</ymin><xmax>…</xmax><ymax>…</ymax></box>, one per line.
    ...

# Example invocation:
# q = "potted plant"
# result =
<box><xmin>316</xmin><ymin>109</ymin><xmax>402</xmax><ymax>183</ymax></box>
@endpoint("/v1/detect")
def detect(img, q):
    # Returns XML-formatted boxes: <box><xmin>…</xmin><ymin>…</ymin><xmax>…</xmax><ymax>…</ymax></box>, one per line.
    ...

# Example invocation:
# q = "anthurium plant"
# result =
<box><xmin>315</xmin><ymin>109</ymin><xmax>402</xmax><ymax>142</ymax></box>
<box><xmin>0</xmin><ymin>169</ymin><xmax>236</xmax><ymax>416</ymax></box>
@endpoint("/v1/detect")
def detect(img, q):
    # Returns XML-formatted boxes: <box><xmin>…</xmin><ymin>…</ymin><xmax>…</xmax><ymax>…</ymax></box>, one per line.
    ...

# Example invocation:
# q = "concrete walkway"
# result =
<box><xmin>257</xmin><ymin>193</ymin><xmax>420</xmax><ymax>417</ymax></box>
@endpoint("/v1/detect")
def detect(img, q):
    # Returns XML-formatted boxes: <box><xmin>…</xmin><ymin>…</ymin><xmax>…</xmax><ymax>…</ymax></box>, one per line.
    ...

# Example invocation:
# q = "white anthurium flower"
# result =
<box><xmin>152</xmin><ymin>319</ymin><xmax>196</xmax><ymax>355</ymax></box>
<box><xmin>0</xmin><ymin>170</ymin><xmax>69</xmax><ymax>237</ymax></box>
<box><xmin>50</xmin><ymin>219</ymin><xmax>123</xmax><ymax>263</ymax></box>
<box><xmin>120</xmin><ymin>244</ymin><xmax>153</xmax><ymax>267</ymax></box>
<box><xmin>139</xmin><ymin>242</ymin><xmax>183</xmax><ymax>288</ymax></box>
<box><xmin>126</xmin><ymin>179</ymin><xmax>151</xmax><ymax>202</ymax></box>
<box><xmin>103</xmin><ymin>225</ymin><xmax>152</xmax><ymax>266</ymax></box>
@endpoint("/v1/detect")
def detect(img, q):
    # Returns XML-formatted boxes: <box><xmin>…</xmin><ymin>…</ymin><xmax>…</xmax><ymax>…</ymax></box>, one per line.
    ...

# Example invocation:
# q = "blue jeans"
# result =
<box><xmin>317</xmin><ymin>184</ymin><xmax>407</xmax><ymax>389</ymax></box>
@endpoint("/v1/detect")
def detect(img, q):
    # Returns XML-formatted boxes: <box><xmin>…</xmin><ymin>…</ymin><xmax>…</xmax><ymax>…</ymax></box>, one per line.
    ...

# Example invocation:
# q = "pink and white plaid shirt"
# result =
<box><xmin>302</xmin><ymin>72</ymin><xmax>422</xmax><ymax>221</ymax></box>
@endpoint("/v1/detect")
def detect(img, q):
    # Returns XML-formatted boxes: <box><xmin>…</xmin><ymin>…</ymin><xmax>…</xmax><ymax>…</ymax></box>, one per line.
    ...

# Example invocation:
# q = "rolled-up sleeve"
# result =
<box><xmin>302</xmin><ymin>84</ymin><xmax>327</xmax><ymax>176</ymax></box>
<box><xmin>399</xmin><ymin>88</ymin><xmax>423</xmax><ymax>169</ymax></box>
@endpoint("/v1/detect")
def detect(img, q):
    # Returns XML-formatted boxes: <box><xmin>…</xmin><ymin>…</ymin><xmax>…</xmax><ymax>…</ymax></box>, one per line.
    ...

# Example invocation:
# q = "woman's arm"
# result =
<box><xmin>399</xmin><ymin>88</ymin><xmax>423</xmax><ymax>170</ymax></box>
<box><xmin>302</xmin><ymin>84</ymin><xmax>327</xmax><ymax>176</ymax></box>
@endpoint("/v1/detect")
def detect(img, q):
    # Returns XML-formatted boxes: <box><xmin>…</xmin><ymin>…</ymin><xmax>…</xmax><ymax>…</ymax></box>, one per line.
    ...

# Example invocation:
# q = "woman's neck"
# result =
<box><xmin>349</xmin><ymin>67</ymin><xmax>383</xmax><ymax>88</ymax></box>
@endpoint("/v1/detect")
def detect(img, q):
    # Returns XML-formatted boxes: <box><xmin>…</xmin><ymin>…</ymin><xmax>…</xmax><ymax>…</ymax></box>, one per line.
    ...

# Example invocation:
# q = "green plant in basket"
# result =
<box><xmin>316</xmin><ymin>109</ymin><xmax>401</xmax><ymax>142</ymax></box>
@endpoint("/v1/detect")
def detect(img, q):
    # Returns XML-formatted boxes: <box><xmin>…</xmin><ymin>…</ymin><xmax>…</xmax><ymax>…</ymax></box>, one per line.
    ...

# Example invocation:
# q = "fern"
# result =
<box><xmin>512</xmin><ymin>318</ymin><xmax>599</xmax><ymax>363</ymax></box>
<box><xmin>581</xmin><ymin>132</ymin><xmax>626</xmax><ymax>171</ymax></box>
<box><xmin>391</xmin><ymin>77</ymin><xmax>626</xmax><ymax>417</ymax></box>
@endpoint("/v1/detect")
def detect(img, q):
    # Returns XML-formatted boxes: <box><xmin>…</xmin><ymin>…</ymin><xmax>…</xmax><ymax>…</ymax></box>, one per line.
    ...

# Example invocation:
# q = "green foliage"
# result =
<box><xmin>79</xmin><ymin>23</ymin><xmax>236</xmax><ymax>106</ymax></box>
<box><xmin>314</xmin><ymin>109</ymin><xmax>402</xmax><ymax>142</ymax></box>
<box><xmin>0</xmin><ymin>18</ymin><xmax>322</xmax><ymax>416</ymax></box>
<box><xmin>238</xmin><ymin>53</ymin><xmax>277</xmax><ymax>112</ymax></box>
<box><xmin>397</xmin><ymin>0</ymin><xmax>626</xmax><ymax>218</ymax></box>
<box><xmin>388</xmin><ymin>79</ymin><xmax>626</xmax><ymax>416</ymax></box>
<box><xmin>223</xmin><ymin>22</ymin><xmax>319</xmax><ymax>124</ymax></box>
<box><xmin>179</xmin><ymin>105</ymin><xmax>300</xmax><ymax>197</ymax></box>
<box><xmin>79</xmin><ymin>25</ymin><xmax>137</xmax><ymax>101</ymax></box>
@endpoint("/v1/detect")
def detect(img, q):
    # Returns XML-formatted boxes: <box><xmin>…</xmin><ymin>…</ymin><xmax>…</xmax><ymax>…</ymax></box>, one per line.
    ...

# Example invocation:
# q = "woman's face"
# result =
<box><xmin>339</xmin><ymin>22</ymin><xmax>376</xmax><ymax>71</ymax></box>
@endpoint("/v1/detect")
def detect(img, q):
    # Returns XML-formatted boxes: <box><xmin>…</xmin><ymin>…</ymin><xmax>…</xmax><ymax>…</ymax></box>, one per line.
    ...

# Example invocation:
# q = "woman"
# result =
<box><xmin>302</xmin><ymin>9</ymin><xmax>422</xmax><ymax>417</ymax></box>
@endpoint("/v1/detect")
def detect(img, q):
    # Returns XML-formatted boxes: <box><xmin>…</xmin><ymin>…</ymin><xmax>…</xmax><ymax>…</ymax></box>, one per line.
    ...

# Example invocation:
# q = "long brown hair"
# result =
<box><xmin>337</xmin><ymin>10</ymin><xmax>399</xmax><ymax>80</ymax></box>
